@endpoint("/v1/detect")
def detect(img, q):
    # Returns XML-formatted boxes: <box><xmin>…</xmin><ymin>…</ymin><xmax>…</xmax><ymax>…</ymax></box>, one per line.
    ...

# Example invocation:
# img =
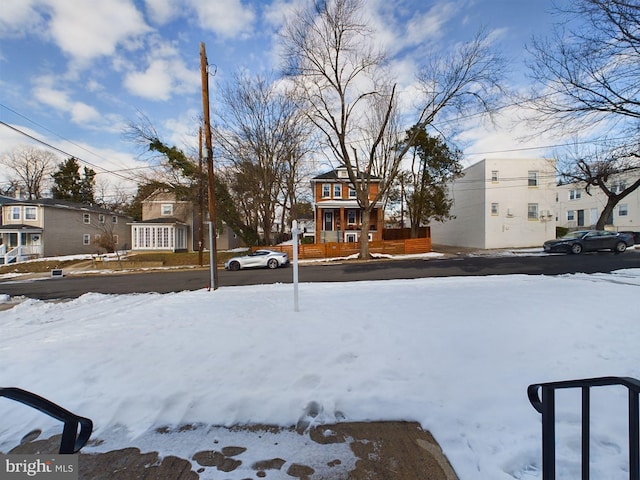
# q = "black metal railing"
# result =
<box><xmin>0</xmin><ymin>387</ymin><xmax>93</xmax><ymax>454</ymax></box>
<box><xmin>528</xmin><ymin>376</ymin><xmax>640</xmax><ymax>480</ymax></box>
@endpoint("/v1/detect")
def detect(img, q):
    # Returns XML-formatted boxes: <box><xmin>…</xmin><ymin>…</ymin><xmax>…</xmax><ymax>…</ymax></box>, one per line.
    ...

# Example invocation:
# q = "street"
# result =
<box><xmin>1</xmin><ymin>249</ymin><xmax>639</xmax><ymax>300</ymax></box>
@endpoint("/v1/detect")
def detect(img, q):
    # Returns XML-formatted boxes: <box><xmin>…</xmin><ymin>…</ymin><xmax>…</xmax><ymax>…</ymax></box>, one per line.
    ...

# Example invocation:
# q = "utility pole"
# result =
<box><xmin>200</xmin><ymin>41</ymin><xmax>219</xmax><ymax>290</ymax></box>
<box><xmin>197</xmin><ymin>126</ymin><xmax>204</xmax><ymax>267</ymax></box>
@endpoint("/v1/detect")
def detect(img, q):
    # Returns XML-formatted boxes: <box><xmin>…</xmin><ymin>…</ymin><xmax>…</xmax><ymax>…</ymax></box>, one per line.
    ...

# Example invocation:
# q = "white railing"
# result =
<box><xmin>1</xmin><ymin>246</ymin><xmax>42</xmax><ymax>264</ymax></box>
<box><xmin>4</xmin><ymin>246</ymin><xmax>20</xmax><ymax>265</ymax></box>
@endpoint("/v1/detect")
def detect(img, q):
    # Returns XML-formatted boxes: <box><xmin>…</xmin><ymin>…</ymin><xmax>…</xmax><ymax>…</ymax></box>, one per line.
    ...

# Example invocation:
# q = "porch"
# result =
<box><xmin>318</xmin><ymin>206</ymin><xmax>382</xmax><ymax>243</ymax></box>
<box><xmin>0</xmin><ymin>227</ymin><xmax>44</xmax><ymax>264</ymax></box>
<box><xmin>130</xmin><ymin>223</ymin><xmax>189</xmax><ymax>252</ymax></box>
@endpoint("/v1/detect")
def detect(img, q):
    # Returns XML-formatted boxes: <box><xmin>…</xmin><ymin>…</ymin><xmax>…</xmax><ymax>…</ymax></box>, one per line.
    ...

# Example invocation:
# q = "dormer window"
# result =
<box><xmin>337</xmin><ymin>169</ymin><xmax>349</xmax><ymax>179</ymax></box>
<box><xmin>161</xmin><ymin>204</ymin><xmax>173</xmax><ymax>216</ymax></box>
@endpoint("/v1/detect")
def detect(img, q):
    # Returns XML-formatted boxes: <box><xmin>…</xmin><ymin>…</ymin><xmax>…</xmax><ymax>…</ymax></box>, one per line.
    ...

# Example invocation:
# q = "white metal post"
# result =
<box><xmin>292</xmin><ymin>220</ymin><xmax>300</xmax><ymax>312</ymax></box>
<box><xmin>208</xmin><ymin>221</ymin><xmax>215</xmax><ymax>291</ymax></box>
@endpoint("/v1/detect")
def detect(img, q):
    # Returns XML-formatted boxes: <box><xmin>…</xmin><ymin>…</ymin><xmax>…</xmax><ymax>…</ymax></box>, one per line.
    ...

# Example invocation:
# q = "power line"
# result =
<box><xmin>0</xmin><ymin>102</ymin><xmax>136</xmax><ymax>174</ymax></box>
<box><xmin>0</xmin><ymin>120</ymin><xmax>140</xmax><ymax>183</ymax></box>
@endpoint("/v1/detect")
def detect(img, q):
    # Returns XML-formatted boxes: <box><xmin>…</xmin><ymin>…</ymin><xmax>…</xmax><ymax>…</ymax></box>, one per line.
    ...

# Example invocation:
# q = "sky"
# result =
<box><xmin>1</xmin><ymin>254</ymin><xmax>639</xmax><ymax>479</ymax></box>
<box><xmin>0</xmin><ymin>0</ymin><xmax>571</xmax><ymax>200</ymax></box>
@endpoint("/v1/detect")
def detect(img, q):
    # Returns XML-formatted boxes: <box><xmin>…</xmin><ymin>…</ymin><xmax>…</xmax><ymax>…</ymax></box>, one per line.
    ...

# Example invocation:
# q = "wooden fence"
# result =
<box><xmin>255</xmin><ymin>236</ymin><xmax>431</xmax><ymax>260</ymax></box>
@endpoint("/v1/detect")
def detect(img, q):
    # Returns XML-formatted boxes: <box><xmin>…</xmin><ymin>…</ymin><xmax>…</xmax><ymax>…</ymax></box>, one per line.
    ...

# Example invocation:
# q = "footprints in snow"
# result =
<box><xmin>296</xmin><ymin>401</ymin><xmax>346</xmax><ymax>434</ymax></box>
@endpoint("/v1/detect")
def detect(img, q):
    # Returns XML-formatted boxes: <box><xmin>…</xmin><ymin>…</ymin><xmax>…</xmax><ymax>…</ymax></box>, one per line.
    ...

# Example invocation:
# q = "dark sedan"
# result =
<box><xmin>543</xmin><ymin>230</ymin><xmax>634</xmax><ymax>254</ymax></box>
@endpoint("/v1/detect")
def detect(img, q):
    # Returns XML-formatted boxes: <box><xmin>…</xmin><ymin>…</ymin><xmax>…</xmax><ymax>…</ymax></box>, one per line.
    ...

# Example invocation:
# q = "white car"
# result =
<box><xmin>224</xmin><ymin>249</ymin><xmax>290</xmax><ymax>271</ymax></box>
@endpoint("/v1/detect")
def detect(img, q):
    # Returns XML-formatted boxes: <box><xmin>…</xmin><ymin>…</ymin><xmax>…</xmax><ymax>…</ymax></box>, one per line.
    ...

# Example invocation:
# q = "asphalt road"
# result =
<box><xmin>1</xmin><ymin>249</ymin><xmax>639</xmax><ymax>300</ymax></box>
<box><xmin>0</xmin><ymin>249</ymin><xmax>640</xmax><ymax>300</ymax></box>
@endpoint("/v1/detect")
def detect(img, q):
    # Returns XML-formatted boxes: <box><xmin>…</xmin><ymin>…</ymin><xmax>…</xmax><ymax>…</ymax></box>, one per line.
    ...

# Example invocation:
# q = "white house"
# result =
<box><xmin>430</xmin><ymin>158</ymin><xmax>558</xmax><ymax>249</ymax></box>
<box><xmin>554</xmin><ymin>170</ymin><xmax>639</xmax><ymax>232</ymax></box>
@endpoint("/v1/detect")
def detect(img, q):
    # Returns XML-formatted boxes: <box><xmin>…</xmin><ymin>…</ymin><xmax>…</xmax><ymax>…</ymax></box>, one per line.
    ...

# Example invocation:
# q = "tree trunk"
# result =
<box><xmin>359</xmin><ymin>208</ymin><xmax>371</xmax><ymax>259</ymax></box>
<box><xmin>596</xmin><ymin>196</ymin><xmax>617</xmax><ymax>230</ymax></box>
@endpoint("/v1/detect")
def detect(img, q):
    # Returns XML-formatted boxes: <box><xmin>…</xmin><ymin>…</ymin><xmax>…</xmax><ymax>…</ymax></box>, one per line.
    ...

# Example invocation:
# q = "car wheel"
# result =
<box><xmin>614</xmin><ymin>241</ymin><xmax>627</xmax><ymax>253</ymax></box>
<box><xmin>229</xmin><ymin>261</ymin><xmax>241</xmax><ymax>271</ymax></box>
<box><xmin>571</xmin><ymin>243</ymin><xmax>583</xmax><ymax>254</ymax></box>
<box><xmin>267</xmin><ymin>258</ymin><xmax>279</xmax><ymax>269</ymax></box>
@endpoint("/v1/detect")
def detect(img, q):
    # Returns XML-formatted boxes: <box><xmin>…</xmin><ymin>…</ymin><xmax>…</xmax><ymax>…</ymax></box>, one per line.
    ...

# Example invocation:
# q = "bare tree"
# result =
<box><xmin>0</xmin><ymin>146</ymin><xmax>57</xmax><ymax>199</ymax></box>
<box><xmin>526</xmin><ymin>0</ymin><xmax>640</xmax><ymax>228</ymax></box>
<box><xmin>281</xmin><ymin>0</ymin><xmax>504</xmax><ymax>258</ymax></box>
<box><xmin>213</xmin><ymin>72</ymin><xmax>313</xmax><ymax>245</ymax></box>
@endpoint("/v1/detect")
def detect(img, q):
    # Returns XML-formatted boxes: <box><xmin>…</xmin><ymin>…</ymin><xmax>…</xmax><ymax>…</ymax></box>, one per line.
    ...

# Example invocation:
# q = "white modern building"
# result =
<box><xmin>431</xmin><ymin>158</ymin><xmax>558</xmax><ymax>249</ymax></box>
<box><xmin>554</xmin><ymin>169</ymin><xmax>640</xmax><ymax>232</ymax></box>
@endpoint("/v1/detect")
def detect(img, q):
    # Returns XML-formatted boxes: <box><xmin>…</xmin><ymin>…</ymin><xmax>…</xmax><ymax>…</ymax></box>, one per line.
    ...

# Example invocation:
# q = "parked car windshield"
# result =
<box><xmin>561</xmin><ymin>231</ymin><xmax>588</xmax><ymax>239</ymax></box>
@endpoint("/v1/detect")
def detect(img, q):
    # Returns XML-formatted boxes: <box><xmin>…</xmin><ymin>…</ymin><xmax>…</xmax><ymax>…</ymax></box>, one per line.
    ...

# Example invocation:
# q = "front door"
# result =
<box><xmin>577</xmin><ymin>209</ymin><xmax>585</xmax><ymax>227</ymax></box>
<box><xmin>324</xmin><ymin>211</ymin><xmax>333</xmax><ymax>231</ymax></box>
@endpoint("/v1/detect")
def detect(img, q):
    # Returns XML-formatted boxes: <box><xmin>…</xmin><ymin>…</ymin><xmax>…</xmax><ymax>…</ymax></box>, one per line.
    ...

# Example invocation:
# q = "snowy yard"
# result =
<box><xmin>1</xmin><ymin>268</ymin><xmax>639</xmax><ymax>479</ymax></box>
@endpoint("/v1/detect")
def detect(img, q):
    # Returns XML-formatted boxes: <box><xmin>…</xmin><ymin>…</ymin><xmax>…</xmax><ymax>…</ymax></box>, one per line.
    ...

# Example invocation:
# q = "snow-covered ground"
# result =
<box><xmin>1</xmin><ymin>256</ymin><xmax>639</xmax><ymax>479</ymax></box>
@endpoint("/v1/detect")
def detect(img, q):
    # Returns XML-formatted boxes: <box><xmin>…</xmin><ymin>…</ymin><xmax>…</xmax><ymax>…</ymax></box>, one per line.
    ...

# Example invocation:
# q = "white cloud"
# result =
<box><xmin>188</xmin><ymin>0</ymin><xmax>256</xmax><ymax>39</ymax></box>
<box><xmin>124</xmin><ymin>59</ymin><xmax>175</xmax><ymax>101</ymax></box>
<box><xmin>143</xmin><ymin>0</ymin><xmax>181</xmax><ymax>24</ymax></box>
<box><xmin>32</xmin><ymin>78</ymin><xmax>102</xmax><ymax>127</ymax></box>
<box><xmin>405</xmin><ymin>2</ymin><xmax>457</xmax><ymax>45</ymax></box>
<box><xmin>0</xmin><ymin>0</ymin><xmax>42</xmax><ymax>37</ymax></box>
<box><xmin>45</xmin><ymin>0</ymin><xmax>151</xmax><ymax>64</ymax></box>
<box><xmin>122</xmin><ymin>39</ymin><xmax>200</xmax><ymax>101</ymax></box>
<box><xmin>69</xmin><ymin>102</ymin><xmax>101</xmax><ymax>124</ymax></box>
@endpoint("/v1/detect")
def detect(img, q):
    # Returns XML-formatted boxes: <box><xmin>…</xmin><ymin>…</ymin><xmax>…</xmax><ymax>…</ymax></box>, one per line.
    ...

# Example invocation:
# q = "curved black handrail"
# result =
<box><xmin>0</xmin><ymin>387</ymin><xmax>93</xmax><ymax>454</ymax></box>
<box><xmin>528</xmin><ymin>376</ymin><xmax>640</xmax><ymax>414</ymax></box>
<box><xmin>528</xmin><ymin>376</ymin><xmax>640</xmax><ymax>480</ymax></box>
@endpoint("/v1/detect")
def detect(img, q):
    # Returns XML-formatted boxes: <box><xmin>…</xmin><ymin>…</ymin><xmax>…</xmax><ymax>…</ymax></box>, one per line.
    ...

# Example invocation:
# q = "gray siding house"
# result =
<box><xmin>130</xmin><ymin>190</ymin><xmax>242</xmax><ymax>252</ymax></box>
<box><xmin>0</xmin><ymin>197</ymin><xmax>133</xmax><ymax>264</ymax></box>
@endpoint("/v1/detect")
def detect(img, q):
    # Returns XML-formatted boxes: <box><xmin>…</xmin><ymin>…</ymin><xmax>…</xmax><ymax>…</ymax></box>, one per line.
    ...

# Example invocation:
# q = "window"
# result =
<box><xmin>612</xmin><ymin>182</ymin><xmax>627</xmax><ymax>194</ymax></box>
<box><xmin>527</xmin><ymin>203</ymin><xmax>539</xmax><ymax>220</ymax></box>
<box><xmin>161</xmin><ymin>204</ymin><xmax>173</xmax><ymax>216</ymax></box>
<box><xmin>24</xmin><ymin>207</ymin><xmax>37</xmax><ymax>220</ymax></box>
<box><xmin>569</xmin><ymin>189</ymin><xmax>581</xmax><ymax>200</ymax></box>
<box><xmin>619</xmin><ymin>204</ymin><xmax>628</xmax><ymax>216</ymax></box>
<box><xmin>567</xmin><ymin>210</ymin><xmax>575</xmax><ymax>221</ymax></box>
<box><xmin>98</xmin><ymin>214</ymin><xmax>105</xmax><ymax>223</ymax></box>
<box><xmin>322</xmin><ymin>184</ymin><xmax>331</xmax><ymax>198</ymax></box>
<box><xmin>83</xmin><ymin>213</ymin><xmax>90</xmax><ymax>224</ymax></box>
<box><xmin>528</xmin><ymin>171</ymin><xmax>538</xmax><ymax>187</ymax></box>
<box><xmin>113</xmin><ymin>235</ymin><xmax>119</xmax><ymax>245</ymax></box>
<box><xmin>82</xmin><ymin>234</ymin><xmax>91</xmax><ymax>245</ymax></box>
<box><xmin>333</xmin><ymin>184</ymin><xmax>342</xmax><ymax>198</ymax></box>
<box><xmin>491</xmin><ymin>170</ymin><xmax>499</xmax><ymax>182</ymax></box>
<box><xmin>490</xmin><ymin>203</ymin><xmax>499</xmax><ymax>215</ymax></box>
<box><xmin>348</xmin><ymin>187</ymin><xmax>357</xmax><ymax>199</ymax></box>
<box><xmin>11</xmin><ymin>207</ymin><xmax>21</xmax><ymax>220</ymax></box>
<box><xmin>112</xmin><ymin>216</ymin><xmax>118</xmax><ymax>224</ymax></box>
<box><xmin>347</xmin><ymin>209</ymin><xmax>357</xmax><ymax>224</ymax></box>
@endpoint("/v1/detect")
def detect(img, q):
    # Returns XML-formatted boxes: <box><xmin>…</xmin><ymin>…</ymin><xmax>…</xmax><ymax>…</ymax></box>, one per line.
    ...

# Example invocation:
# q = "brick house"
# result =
<box><xmin>311</xmin><ymin>167</ymin><xmax>384</xmax><ymax>243</ymax></box>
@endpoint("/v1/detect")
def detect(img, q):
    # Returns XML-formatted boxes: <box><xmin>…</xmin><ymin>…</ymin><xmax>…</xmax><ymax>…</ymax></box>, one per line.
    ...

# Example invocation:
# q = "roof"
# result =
<box><xmin>0</xmin><ymin>224</ymin><xmax>43</xmax><ymax>232</ymax></box>
<box><xmin>2</xmin><ymin>197</ymin><xmax>130</xmax><ymax>216</ymax></box>
<box><xmin>0</xmin><ymin>195</ymin><xmax>20</xmax><ymax>205</ymax></box>
<box><xmin>129</xmin><ymin>217</ymin><xmax>188</xmax><ymax>225</ymax></box>
<box><xmin>312</xmin><ymin>168</ymin><xmax>381</xmax><ymax>181</ymax></box>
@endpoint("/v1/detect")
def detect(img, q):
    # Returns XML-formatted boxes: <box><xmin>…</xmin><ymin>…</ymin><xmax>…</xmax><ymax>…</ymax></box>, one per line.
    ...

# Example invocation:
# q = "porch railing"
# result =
<box><xmin>3</xmin><ymin>246</ymin><xmax>20</xmax><ymax>265</ymax></box>
<box><xmin>2</xmin><ymin>245</ymin><xmax>42</xmax><ymax>264</ymax></box>
<box><xmin>0</xmin><ymin>387</ymin><xmax>93</xmax><ymax>454</ymax></box>
<box><xmin>528</xmin><ymin>376</ymin><xmax>640</xmax><ymax>480</ymax></box>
